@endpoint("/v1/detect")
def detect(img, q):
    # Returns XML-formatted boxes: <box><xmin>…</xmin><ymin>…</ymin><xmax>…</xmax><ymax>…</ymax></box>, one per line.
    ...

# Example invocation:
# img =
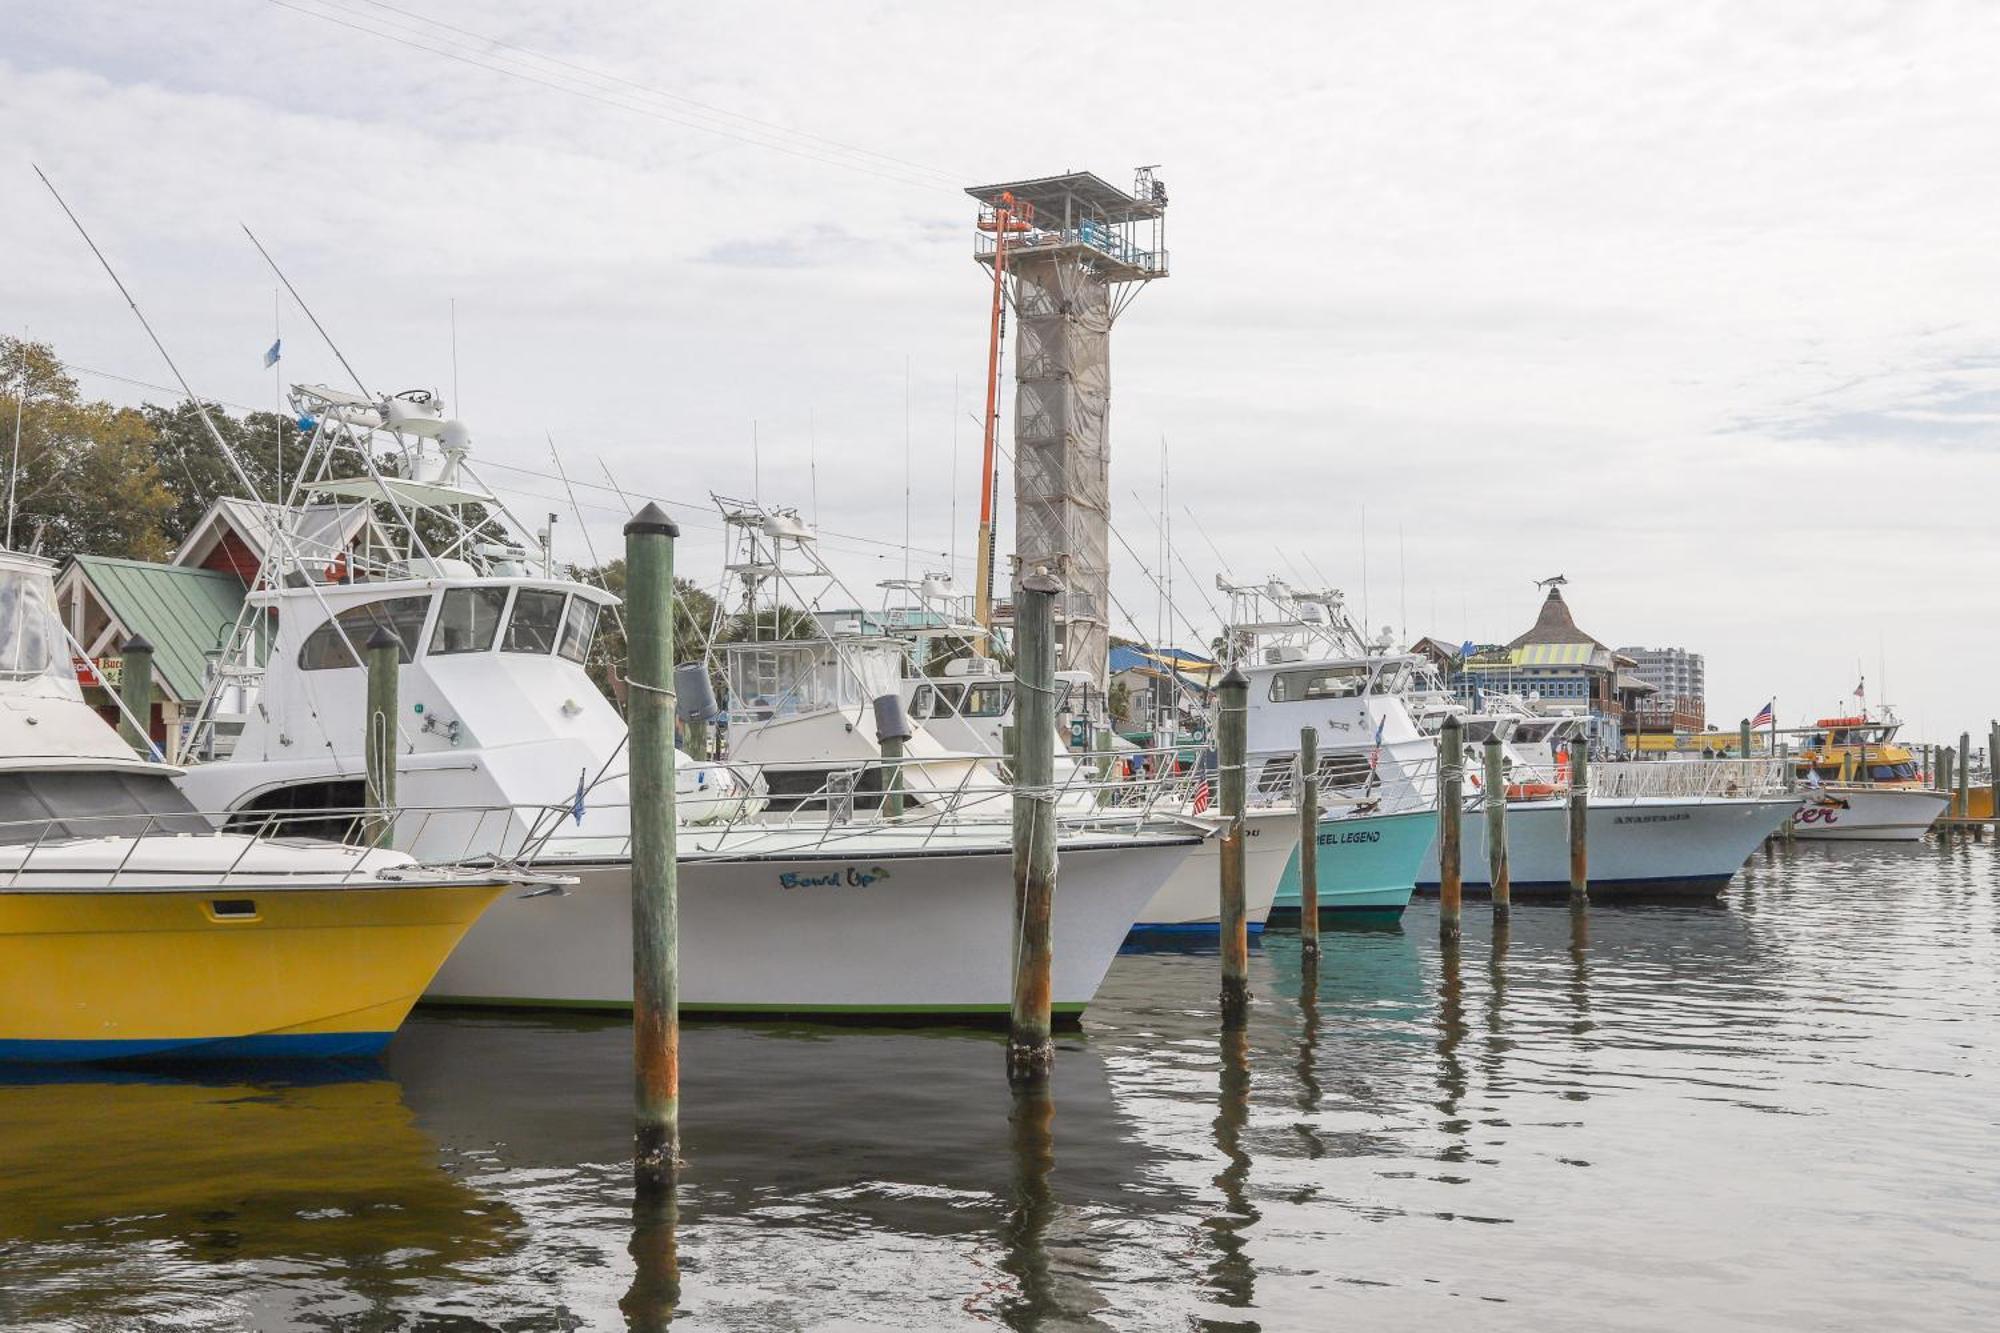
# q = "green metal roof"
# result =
<box><xmin>71</xmin><ymin>556</ymin><xmax>246</xmax><ymax>700</ymax></box>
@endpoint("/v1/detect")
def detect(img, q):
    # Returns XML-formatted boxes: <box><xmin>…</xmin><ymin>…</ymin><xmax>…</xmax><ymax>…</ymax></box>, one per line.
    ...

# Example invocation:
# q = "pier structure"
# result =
<box><xmin>968</xmin><ymin>168</ymin><xmax>1169</xmax><ymax>694</ymax></box>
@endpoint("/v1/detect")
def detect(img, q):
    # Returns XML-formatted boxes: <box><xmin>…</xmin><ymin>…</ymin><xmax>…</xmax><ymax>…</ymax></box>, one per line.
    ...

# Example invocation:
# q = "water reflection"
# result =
<box><xmin>620</xmin><ymin>1186</ymin><xmax>681</xmax><ymax>1332</ymax></box>
<box><xmin>7</xmin><ymin>841</ymin><xmax>1998</xmax><ymax>1329</ymax></box>
<box><xmin>1434</xmin><ymin>940</ymin><xmax>1470</xmax><ymax>1159</ymax></box>
<box><xmin>998</xmin><ymin>1082</ymin><xmax>1057</xmax><ymax>1329</ymax></box>
<box><xmin>1203</xmin><ymin>1022</ymin><xmax>1258</xmax><ymax>1323</ymax></box>
<box><xmin>0</xmin><ymin>1063</ymin><xmax>513</xmax><ymax>1330</ymax></box>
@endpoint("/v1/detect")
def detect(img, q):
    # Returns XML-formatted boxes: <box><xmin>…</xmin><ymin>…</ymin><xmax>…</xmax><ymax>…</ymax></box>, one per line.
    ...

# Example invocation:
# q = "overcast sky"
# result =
<box><xmin>6</xmin><ymin>1</ymin><xmax>1998</xmax><ymax>741</ymax></box>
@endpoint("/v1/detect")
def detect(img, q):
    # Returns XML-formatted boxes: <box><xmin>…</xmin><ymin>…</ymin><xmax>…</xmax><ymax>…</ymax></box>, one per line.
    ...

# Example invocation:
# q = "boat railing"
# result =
<box><xmin>0</xmin><ymin>801</ymin><xmax>549</xmax><ymax>890</ymax></box>
<box><xmin>1584</xmin><ymin>758</ymin><xmax>1792</xmax><ymax>801</ymax></box>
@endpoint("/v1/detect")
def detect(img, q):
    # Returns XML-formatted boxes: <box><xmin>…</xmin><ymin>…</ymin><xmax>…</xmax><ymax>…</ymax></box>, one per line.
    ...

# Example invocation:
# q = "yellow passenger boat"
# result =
<box><xmin>0</xmin><ymin>549</ymin><xmax>513</xmax><ymax>1062</ymax></box>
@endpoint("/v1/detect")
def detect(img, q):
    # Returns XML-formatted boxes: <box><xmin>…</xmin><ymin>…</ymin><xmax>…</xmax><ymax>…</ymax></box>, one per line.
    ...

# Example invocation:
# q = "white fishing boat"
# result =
<box><xmin>1416</xmin><ymin>712</ymin><xmax>1801</xmax><ymax>896</ymax></box>
<box><xmin>174</xmin><ymin>384</ymin><xmax>1197</xmax><ymax>1020</ymax></box>
<box><xmin>708</xmin><ymin>498</ymin><xmax>1297</xmax><ymax>936</ymax></box>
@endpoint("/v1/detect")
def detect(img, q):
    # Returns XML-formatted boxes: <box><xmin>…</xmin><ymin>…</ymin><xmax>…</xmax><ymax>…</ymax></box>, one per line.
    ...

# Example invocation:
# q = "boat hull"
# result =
<box><xmin>1130</xmin><ymin>810</ymin><xmax>1297</xmax><ymax>934</ymax></box>
<box><xmin>1791</xmin><ymin>787</ymin><xmax>1950</xmax><ymax>841</ymax></box>
<box><xmin>1415</xmin><ymin>797</ymin><xmax>1799</xmax><ymax>898</ymax></box>
<box><xmin>0</xmin><ymin>882</ymin><xmax>504</xmax><ymax>1063</ymax></box>
<box><xmin>1269</xmin><ymin>808</ymin><xmax>1435</xmax><ymax>924</ymax></box>
<box><xmin>425</xmin><ymin>838</ymin><xmax>1199</xmax><ymax>1019</ymax></box>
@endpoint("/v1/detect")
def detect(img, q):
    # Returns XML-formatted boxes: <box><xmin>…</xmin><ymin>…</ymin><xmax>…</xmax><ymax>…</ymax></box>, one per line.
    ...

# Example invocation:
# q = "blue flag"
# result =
<box><xmin>571</xmin><ymin>768</ymin><xmax>587</xmax><ymax>825</ymax></box>
<box><xmin>263</xmin><ymin>338</ymin><xmax>281</xmax><ymax>368</ymax></box>
<box><xmin>1458</xmin><ymin>640</ymin><xmax>1475</xmax><ymax>658</ymax></box>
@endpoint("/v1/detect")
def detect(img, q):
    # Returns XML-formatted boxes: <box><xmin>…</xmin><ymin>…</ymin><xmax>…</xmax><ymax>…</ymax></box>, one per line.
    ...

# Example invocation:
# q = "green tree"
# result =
<box><xmin>0</xmin><ymin>337</ymin><xmax>174</xmax><ymax>561</ymax></box>
<box><xmin>143</xmin><ymin>400</ymin><xmax>306</xmax><ymax>543</ymax></box>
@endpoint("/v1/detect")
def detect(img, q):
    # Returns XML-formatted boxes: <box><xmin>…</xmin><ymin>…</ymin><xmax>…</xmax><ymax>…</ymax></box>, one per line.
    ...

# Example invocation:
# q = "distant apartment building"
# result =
<box><xmin>1618</xmin><ymin>646</ymin><xmax>1705</xmax><ymax>729</ymax></box>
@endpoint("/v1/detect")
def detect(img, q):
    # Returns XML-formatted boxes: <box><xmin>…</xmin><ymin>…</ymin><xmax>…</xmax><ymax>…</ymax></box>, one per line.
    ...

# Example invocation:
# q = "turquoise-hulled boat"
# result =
<box><xmin>1268</xmin><ymin>807</ymin><xmax>1434</xmax><ymax>926</ymax></box>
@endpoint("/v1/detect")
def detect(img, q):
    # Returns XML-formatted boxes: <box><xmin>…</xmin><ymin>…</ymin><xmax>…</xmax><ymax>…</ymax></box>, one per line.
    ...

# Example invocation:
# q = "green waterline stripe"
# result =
<box><xmin>420</xmin><ymin>996</ymin><xmax>1088</xmax><ymax>1015</ymax></box>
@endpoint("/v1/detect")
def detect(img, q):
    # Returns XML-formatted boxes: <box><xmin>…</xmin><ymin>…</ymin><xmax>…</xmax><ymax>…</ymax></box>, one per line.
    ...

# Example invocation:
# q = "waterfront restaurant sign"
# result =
<box><xmin>74</xmin><ymin>655</ymin><xmax>120</xmax><ymax>689</ymax></box>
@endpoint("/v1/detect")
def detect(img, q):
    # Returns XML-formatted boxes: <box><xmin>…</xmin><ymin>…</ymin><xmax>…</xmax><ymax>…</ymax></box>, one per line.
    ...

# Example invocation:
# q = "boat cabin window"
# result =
<box><xmin>1369</xmin><ymin>662</ymin><xmax>1413</xmax><ymax>696</ymax></box>
<box><xmin>429</xmin><ymin>587</ymin><xmax>508</xmax><ymax>655</ymax></box>
<box><xmin>963</xmin><ymin>683</ymin><xmax>1011</xmax><ymax>717</ymax></box>
<box><xmin>298</xmin><ymin>595</ymin><xmax>432</xmax><ymax>670</ymax></box>
<box><xmin>0</xmin><ymin>770</ymin><xmax>210</xmax><ymax>843</ymax></box>
<box><xmin>1268</xmin><ymin>664</ymin><xmax>1370</xmax><ymax>703</ymax></box>
<box><xmin>557</xmin><ymin>597</ymin><xmax>599</xmax><ymax>664</ymax></box>
<box><xmin>503</xmin><ymin>589</ymin><xmax>567</xmax><ymax>654</ymax></box>
<box><xmin>0</xmin><ymin>567</ymin><xmax>60</xmax><ymax>682</ymax></box>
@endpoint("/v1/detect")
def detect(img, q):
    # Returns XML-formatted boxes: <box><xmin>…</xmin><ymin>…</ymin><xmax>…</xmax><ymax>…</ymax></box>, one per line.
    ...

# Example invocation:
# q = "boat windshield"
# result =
<box><xmin>1268</xmin><ymin>663</ymin><xmax>1370</xmax><ymax>702</ymax></box>
<box><xmin>0</xmin><ymin>770</ymin><xmax>209</xmax><ymax>844</ymax></box>
<box><xmin>0</xmin><ymin>565</ymin><xmax>73</xmax><ymax>685</ymax></box>
<box><xmin>727</xmin><ymin>639</ymin><xmax>907</xmax><ymax>717</ymax></box>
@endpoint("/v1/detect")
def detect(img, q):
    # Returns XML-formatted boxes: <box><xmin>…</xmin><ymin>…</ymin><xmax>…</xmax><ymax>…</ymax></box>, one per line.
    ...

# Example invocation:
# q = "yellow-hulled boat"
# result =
<box><xmin>0</xmin><ymin>549</ymin><xmax>515</xmax><ymax>1062</ymax></box>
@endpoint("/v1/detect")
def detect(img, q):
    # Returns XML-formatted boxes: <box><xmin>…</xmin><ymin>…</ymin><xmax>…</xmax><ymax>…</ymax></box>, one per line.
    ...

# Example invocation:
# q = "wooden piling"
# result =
<box><xmin>117</xmin><ymin>634</ymin><xmax>155</xmax><ymax>759</ymax></box>
<box><xmin>1218</xmin><ymin>664</ymin><xmax>1251</xmax><ymax>1026</ymax></box>
<box><xmin>1009</xmin><ymin>569</ymin><xmax>1063</xmax><ymax>1083</ymax></box>
<box><xmin>1298</xmin><ymin>725</ymin><xmax>1320</xmax><ymax>957</ymax></box>
<box><xmin>1483</xmin><ymin>735</ymin><xmax>1510</xmax><ymax>920</ymax></box>
<box><xmin>625</xmin><ymin>502</ymin><xmax>682</xmax><ymax>1194</ymax></box>
<box><xmin>1958</xmin><ymin>731</ymin><xmax>1971</xmax><ymax>826</ymax></box>
<box><xmin>363</xmin><ymin>627</ymin><xmax>400</xmax><ymax>847</ymax></box>
<box><xmin>1739</xmin><ymin>718</ymin><xmax>1752</xmax><ymax>761</ymax></box>
<box><xmin>1940</xmin><ymin>745</ymin><xmax>1955</xmax><ymax>842</ymax></box>
<box><xmin>1567</xmin><ymin>737</ymin><xmax>1589</xmax><ymax>903</ymax></box>
<box><xmin>1990</xmin><ymin>722</ymin><xmax>1999</xmax><ymax>833</ymax></box>
<box><xmin>1437</xmin><ymin>715</ymin><xmax>1463</xmax><ymax>944</ymax></box>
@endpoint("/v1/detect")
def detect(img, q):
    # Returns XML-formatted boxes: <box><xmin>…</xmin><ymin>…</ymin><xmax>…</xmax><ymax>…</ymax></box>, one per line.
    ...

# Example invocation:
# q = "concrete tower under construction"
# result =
<box><xmin>968</xmin><ymin>168</ymin><xmax>1169</xmax><ymax>693</ymax></box>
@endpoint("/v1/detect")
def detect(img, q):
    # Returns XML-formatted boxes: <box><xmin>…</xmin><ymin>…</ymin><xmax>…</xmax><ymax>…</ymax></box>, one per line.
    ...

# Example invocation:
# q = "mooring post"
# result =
<box><xmin>1567</xmin><ymin>737</ymin><xmax>1590</xmax><ymax>904</ymax></box>
<box><xmin>1218</xmin><ymin>665</ymin><xmax>1252</xmax><ymax>1026</ymax></box>
<box><xmin>1438</xmin><ymin>716</ymin><xmax>1463</xmax><ymax>943</ymax></box>
<box><xmin>625</xmin><ymin>502</ymin><xmax>682</xmax><ymax>1194</ymax></box>
<box><xmin>1976</xmin><ymin>720</ymin><xmax>1992</xmax><ymax>824</ymax></box>
<box><xmin>1952</xmin><ymin>732</ymin><xmax>1968</xmax><ymax>824</ymax></box>
<box><xmin>1959</xmin><ymin>731</ymin><xmax>1973</xmax><ymax>837</ymax></box>
<box><xmin>1298</xmin><ymin>725</ymin><xmax>1320</xmax><ymax>957</ymax></box>
<box><xmin>1484</xmin><ymin>735</ymin><xmax>1510</xmax><ymax>921</ymax></box>
<box><xmin>1940</xmin><ymin>744</ymin><xmax>1956</xmax><ymax>843</ymax></box>
<box><xmin>117</xmin><ymin>634</ymin><xmax>156</xmax><ymax>760</ymax></box>
<box><xmin>1739</xmin><ymin>718</ymin><xmax>1752</xmax><ymax>762</ymax></box>
<box><xmin>363</xmin><ymin>627</ymin><xmax>400</xmax><ymax>847</ymax></box>
<box><xmin>874</xmin><ymin>694</ymin><xmax>912</xmax><ymax>819</ymax></box>
<box><xmin>1009</xmin><ymin>569</ymin><xmax>1063</xmax><ymax>1083</ymax></box>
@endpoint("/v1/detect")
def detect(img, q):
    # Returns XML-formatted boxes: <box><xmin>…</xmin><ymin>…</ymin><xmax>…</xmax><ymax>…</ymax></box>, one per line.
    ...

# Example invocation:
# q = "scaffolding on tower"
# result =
<box><xmin>966</xmin><ymin>166</ymin><xmax>1170</xmax><ymax>693</ymax></box>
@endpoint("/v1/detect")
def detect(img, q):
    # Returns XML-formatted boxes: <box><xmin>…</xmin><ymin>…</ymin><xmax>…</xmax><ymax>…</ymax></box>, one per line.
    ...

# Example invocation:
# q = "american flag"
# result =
<box><xmin>1368</xmin><ymin>716</ymin><xmax>1386</xmax><ymax>771</ymax></box>
<box><xmin>1751</xmin><ymin>701</ymin><xmax>1774</xmax><ymax>728</ymax></box>
<box><xmin>1192</xmin><ymin>776</ymin><xmax>1212</xmax><ymax>814</ymax></box>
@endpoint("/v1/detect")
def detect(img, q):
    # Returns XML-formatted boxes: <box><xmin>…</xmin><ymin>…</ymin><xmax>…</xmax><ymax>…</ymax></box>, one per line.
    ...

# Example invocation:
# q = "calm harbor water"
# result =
<box><xmin>5</xmin><ymin>838</ymin><xmax>1999</xmax><ymax>1330</ymax></box>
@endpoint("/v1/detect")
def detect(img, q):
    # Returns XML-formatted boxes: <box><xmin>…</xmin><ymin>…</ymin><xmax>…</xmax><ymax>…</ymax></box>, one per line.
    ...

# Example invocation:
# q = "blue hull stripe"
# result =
<box><xmin>0</xmin><ymin>1031</ymin><xmax>394</xmax><ymax>1064</ymax></box>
